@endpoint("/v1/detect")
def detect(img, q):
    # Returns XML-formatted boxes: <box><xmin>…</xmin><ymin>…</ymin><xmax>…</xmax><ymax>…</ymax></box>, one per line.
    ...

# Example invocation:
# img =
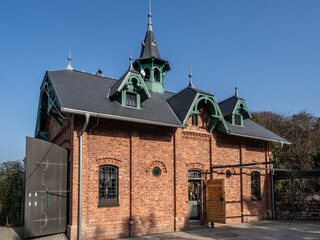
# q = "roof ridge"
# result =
<box><xmin>219</xmin><ymin>95</ymin><xmax>237</xmax><ymax>104</ymax></box>
<box><xmin>47</xmin><ymin>69</ymin><xmax>117</xmax><ymax>81</ymax></box>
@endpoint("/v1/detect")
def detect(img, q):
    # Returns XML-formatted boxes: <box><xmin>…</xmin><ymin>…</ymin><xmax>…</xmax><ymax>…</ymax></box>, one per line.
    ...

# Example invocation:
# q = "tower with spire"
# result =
<box><xmin>133</xmin><ymin>0</ymin><xmax>170</xmax><ymax>93</ymax></box>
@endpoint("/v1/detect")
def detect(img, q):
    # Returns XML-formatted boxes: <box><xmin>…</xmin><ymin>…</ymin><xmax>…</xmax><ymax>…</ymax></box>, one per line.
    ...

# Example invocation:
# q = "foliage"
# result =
<box><xmin>0</xmin><ymin>160</ymin><xmax>24</xmax><ymax>226</ymax></box>
<box><xmin>252</xmin><ymin>111</ymin><xmax>320</xmax><ymax>193</ymax></box>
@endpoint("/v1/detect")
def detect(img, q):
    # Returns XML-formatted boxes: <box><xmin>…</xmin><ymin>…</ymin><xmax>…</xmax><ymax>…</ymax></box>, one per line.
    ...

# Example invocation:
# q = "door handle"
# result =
<box><xmin>220</xmin><ymin>197</ymin><xmax>224</xmax><ymax>202</ymax></box>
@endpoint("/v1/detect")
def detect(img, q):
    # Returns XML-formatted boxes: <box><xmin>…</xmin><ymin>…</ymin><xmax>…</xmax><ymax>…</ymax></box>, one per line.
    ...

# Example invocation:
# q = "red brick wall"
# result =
<box><xmin>46</xmin><ymin>114</ymin><xmax>272</xmax><ymax>239</ymax></box>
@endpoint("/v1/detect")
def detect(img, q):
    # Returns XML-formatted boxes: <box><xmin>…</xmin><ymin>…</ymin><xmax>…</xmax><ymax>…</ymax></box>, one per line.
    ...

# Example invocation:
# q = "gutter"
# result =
<box><xmin>77</xmin><ymin>113</ymin><xmax>90</xmax><ymax>240</ymax></box>
<box><xmin>229</xmin><ymin>132</ymin><xmax>290</xmax><ymax>145</ymax></box>
<box><xmin>61</xmin><ymin>107</ymin><xmax>182</xmax><ymax>128</ymax></box>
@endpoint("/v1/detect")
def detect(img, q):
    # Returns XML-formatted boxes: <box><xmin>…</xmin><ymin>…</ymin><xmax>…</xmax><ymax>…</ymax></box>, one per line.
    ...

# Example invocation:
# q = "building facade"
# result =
<box><xmin>34</xmin><ymin>6</ymin><xmax>289</xmax><ymax>240</ymax></box>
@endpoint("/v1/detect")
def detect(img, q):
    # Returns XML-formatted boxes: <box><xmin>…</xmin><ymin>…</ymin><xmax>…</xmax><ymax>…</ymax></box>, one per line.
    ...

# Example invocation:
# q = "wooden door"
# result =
<box><xmin>206</xmin><ymin>179</ymin><xmax>226</xmax><ymax>224</ymax></box>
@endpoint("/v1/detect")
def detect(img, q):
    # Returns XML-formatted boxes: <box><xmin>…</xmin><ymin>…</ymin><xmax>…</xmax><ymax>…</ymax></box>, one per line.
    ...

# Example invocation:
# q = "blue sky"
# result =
<box><xmin>0</xmin><ymin>0</ymin><xmax>319</xmax><ymax>162</ymax></box>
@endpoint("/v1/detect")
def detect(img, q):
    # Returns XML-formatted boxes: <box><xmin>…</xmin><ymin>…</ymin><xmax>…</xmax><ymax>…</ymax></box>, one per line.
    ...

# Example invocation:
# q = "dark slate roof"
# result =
<box><xmin>167</xmin><ymin>87</ymin><xmax>198</xmax><ymax>124</ymax></box>
<box><xmin>46</xmin><ymin>70</ymin><xmax>181</xmax><ymax>127</ymax></box>
<box><xmin>109</xmin><ymin>71</ymin><xmax>128</xmax><ymax>98</ymax></box>
<box><xmin>227</xmin><ymin>119</ymin><xmax>290</xmax><ymax>144</ymax></box>
<box><xmin>167</xmin><ymin>86</ymin><xmax>214</xmax><ymax>124</ymax></box>
<box><xmin>44</xmin><ymin>69</ymin><xmax>289</xmax><ymax>144</ymax></box>
<box><xmin>219</xmin><ymin>96</ymin><xmax>244</xmax><ymax>116</ymax></box>
<box><xmin>139</xmin><ymin>30</ymin><xmax>160</xmax><ymax>60</ymax></box>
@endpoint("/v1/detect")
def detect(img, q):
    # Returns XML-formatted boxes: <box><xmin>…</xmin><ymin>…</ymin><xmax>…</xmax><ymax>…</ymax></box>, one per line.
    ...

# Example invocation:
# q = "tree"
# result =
<box><xmin>0</xmin><ymin>160</ymin><xmax>24</xmax><ymax>226</ymax></box>
<box><xmin>252</xmin><ymin>111</ymin><xmax>320</xmax><ymax>193</ymax></box>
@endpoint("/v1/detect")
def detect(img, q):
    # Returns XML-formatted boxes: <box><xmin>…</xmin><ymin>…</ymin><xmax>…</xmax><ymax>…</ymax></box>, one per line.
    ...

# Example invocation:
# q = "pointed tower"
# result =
<box><xmin>133</xmin><ymin>1</ymin><xmax>170</xmax><ymax>93</ymax></box>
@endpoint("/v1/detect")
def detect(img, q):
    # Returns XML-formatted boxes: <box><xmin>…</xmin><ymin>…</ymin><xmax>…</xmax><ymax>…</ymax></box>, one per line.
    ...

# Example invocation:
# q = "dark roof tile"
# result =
<box><xmin>47</xmin><ymin>70</ymin><xmax>182</xmax><ymax>127</ymax></box>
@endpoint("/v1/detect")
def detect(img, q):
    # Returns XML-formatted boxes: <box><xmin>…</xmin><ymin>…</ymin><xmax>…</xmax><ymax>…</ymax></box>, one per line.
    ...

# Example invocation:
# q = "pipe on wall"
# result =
<box><xmin>77</xmin><ymin>113</ymin><xmax>90</xmax><ymax>240</ymax></box>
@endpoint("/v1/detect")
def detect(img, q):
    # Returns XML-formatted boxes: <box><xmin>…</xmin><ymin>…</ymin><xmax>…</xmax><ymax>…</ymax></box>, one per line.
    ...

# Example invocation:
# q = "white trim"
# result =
<box><xmin>61</xmin><ymin>107</ymin><xmax>182</xmax><ymax>128</ymax></box>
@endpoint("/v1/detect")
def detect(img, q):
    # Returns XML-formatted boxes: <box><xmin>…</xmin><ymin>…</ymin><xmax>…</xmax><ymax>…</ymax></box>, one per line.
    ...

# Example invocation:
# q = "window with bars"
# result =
<box><xmin>126</xmin><ymin>92</ymin><xmax>137</xmax><ymax>107</ymax></box>
<box><xmin>99</xmin><ymin>165</ymin><xmax>119</xmax><ymax>206</ymax></box>
<box><xmin>251</xmin><ymin>171</ymin><xmax>261</xmax><ymax>201</ymax></box>
<box><xmin>188</xmin><ymin>170</ymin><xmax>202</xmax><ymax>179</ymax></box>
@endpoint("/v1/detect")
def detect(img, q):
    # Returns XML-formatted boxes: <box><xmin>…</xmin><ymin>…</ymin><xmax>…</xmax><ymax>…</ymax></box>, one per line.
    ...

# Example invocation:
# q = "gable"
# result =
<box><xmin>168</xmin><ymin>87</ymin><xmax>229</xmax><ymax>134</ymax></box>
<box><xmin>35</xmin><ymin>73</ymin><xmax>69</xmax><ymax>140</ymax></box>
<box><xmin>109</xmin><ymin>71</ymin><xmax>151</xmax><ymax>106</ymax></box>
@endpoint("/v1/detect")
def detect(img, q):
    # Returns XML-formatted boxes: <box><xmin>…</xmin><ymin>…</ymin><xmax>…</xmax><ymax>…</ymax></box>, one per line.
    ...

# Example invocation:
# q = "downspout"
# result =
<box><xmin>240</xmin><ymin>143</ymin><xmax>244</xmax><ymax>223</ymax></box>
<box><xmin>270</xmin><ymin>141</ymin><xmax>283</xmax><ymax>220</ymax></box>
<box><xmin>77</xmin><ymin>113</ymin><xmax>90</xmax><ymax>240</ymax></box>
<box><xmin>129</xmin><ymin>127</ymin><xmax>132</xmax><ymax>237</ymax></box>
<box><xmin>173</xmin><ymin>130</ymin><xmax>177</xmax><ymax>231</ymax></box>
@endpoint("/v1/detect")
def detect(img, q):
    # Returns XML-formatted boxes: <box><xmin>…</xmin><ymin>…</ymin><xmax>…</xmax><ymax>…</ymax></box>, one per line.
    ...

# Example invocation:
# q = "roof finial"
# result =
<box><xmin>66</xmin><ymin>48</ymin><xmax>73</xmax><ymax>70</ymax></box>
<box><xmin>188</xmin><ymin>64</ymin><xmax>194</xmax><ymax>87</ymax></box>
<box><xmin>147</xmin><ymin>0</ymin><xmax>153</xmax><ymax>32</ymax></box>
<box><xmin>129</xmin><ymin>56</ymin><xmax>134</xmax><ymax>71</ymax></box>
<box><xmin>235</xmin><ymin>86</ymin><xmax>238</xmax><ymax>97</ymax></box>
<box><xmin>96</xmin><ymin>67</ymin><xmax>103</xmax><ymax>77</ymax></box>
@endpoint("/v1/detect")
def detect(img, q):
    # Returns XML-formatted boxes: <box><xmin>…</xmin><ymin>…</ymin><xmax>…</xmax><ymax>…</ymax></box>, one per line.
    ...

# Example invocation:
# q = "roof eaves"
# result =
<box><xmin>61</xmin><ymin>107</ymin><xmax>183</xmax><ymax>128</ymax></box>
<box><xmin>229</xmin><ymin>131</ymin><xmax>291</xmax><ymax>145</ymax></box>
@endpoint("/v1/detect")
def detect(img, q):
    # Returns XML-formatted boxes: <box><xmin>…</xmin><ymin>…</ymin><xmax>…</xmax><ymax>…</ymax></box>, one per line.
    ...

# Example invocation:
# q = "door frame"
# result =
<box><xmin>188</xmin><ymin>170</ymin><xmax>204</xmax><ymax>223</ymax></box>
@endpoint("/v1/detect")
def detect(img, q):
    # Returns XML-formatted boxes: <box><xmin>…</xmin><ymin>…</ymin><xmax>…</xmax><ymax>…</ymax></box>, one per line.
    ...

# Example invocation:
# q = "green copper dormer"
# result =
<box><xmin>133</xmin><ymin>2</ymin><xmax>170</xmax><ymax>94</ymax></box>
<box><xmin>219</xmin><ymin>87</ymin><xmax>252</xmax><ymax>127</ymax></box>
<box><xmin>109</xmin><ymin>58</ymin><xmax>151</xmax><ymax>109</ymax></box>
<box><xmin>168</xmin><ymin>70</ymin><xmax>229</xmax><ymax>134</ymax></box>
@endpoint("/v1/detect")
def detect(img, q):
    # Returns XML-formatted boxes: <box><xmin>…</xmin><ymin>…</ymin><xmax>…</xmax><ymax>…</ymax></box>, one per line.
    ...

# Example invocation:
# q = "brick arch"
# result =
<box><xmin>96</xmin><ymin>157</ymin><xmax>122</xmax><ymax>167</ymax></box>
<box><xmin>186</xmin><ymin>162</ymin><xmax>205</xmax><ymax>171</ymax></box>
<box><xmin>146</xmin><ymin>161</ymin><xmax>167</xmax><ymax>173</ymax></box>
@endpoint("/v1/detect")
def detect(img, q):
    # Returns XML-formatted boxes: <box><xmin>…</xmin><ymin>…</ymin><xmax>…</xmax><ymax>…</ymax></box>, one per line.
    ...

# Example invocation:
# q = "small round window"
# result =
<box><xmin>152</xmin><ymin>167</ymin><xmax>161</xmax><ymax>177</ymax></box>
<box><xmin>225</xmin><ymin>170</ymin><xmax>232</xmax><ymax>178</ymax></box>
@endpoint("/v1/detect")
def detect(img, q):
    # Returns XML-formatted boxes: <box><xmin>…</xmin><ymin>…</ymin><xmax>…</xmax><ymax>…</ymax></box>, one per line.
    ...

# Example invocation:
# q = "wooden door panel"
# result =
<box><xmin>206</xmin><ymin>179</ymin><xmax>226</xmax><ymax>224</ymax></box>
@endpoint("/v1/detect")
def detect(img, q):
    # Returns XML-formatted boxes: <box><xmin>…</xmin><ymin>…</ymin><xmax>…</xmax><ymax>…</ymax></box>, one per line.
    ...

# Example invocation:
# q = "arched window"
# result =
<box><xmin>144</xmin><ymin>68</ymin><xmax>150</xmax><ymax>81</ymax></box>
<box><xmin>154</xmin><ymin>68</ymin><xmax>160</xmax><ymax>82</ymax></box>
<box><xmin>251</xmin><ymin>171</ymin><xmax>261</xmax><ymax>201</ymax></box>
<box><xmin>99</xmin><ymin>165</ymin><xmax>119</xmax><ymax>206</ymax></box>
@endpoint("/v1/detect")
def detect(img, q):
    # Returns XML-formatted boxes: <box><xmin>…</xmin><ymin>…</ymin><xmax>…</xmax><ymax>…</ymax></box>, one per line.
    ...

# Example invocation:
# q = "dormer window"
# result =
<box><xmin>234</xmin><ymin>114</ymin><xmax>242</xmax><ymax>126</ymax></box>
<box><xmin>126</xmin><ymin>92</ymin><xmax>137</xmax><ymax>107</ymax></box>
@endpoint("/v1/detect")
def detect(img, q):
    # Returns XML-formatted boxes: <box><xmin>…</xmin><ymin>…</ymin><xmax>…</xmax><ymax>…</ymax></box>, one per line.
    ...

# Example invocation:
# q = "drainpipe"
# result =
<box><xmin>77</xmin><ymin>113</ymin><xmax>90</xmax><ymax>240</ymax></box>
<box><xmin>270</xmin><ymin>141</ymin><xmax>283</xmax><ymax>220</ymax></box>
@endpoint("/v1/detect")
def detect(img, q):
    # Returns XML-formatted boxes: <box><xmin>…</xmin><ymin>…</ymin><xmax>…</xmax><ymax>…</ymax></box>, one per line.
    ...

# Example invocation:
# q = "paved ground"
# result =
<box><xmin>121</xmin><ymin>220</ymin><xmax>320</xmax><ymax>240</ymax></box>
<box><xmin>0</xmin><ymin>226</ymin><xmax>66</xmax><ymax>240</ymax></box>
<box><xmin>1</xmin><ymin>220</ymin><xmax>319</xmax><ymax>239</ymax></box>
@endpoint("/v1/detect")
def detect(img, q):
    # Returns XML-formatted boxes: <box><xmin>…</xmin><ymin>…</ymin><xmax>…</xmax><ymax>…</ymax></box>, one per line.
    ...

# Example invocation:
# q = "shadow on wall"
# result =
<box><xmin>243</xmin><ymin>173</ymin><xmax>270</xmax><ymax>220</ymax></box>
<box><xmin>117</xmin><ymin>213</ymin><xmax>157</xmax><ymax>238</ymax></box>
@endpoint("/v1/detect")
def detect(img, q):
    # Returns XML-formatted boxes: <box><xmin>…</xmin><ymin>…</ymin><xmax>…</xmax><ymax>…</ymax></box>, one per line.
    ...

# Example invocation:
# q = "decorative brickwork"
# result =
<box><xmin>185</xmin><ymin>162</ymin><xmax>205</xmax><ymax>171</ymax></box>
<box><xmin>96</xmin><ymin>157</ymin><xmax>122</xmax><ymax>167</ymax></box>
<box><xmin>146</xmin><ymin>161</ymin><xmax>167</xmax><ymax>173</ymax></box>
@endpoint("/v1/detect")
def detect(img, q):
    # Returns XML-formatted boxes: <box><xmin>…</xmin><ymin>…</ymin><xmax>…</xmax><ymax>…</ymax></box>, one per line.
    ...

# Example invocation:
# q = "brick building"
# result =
<box><xmin>33</xmin><ymin>5</ymin><xmax>289</xmax><ymax>240</ymax></box>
